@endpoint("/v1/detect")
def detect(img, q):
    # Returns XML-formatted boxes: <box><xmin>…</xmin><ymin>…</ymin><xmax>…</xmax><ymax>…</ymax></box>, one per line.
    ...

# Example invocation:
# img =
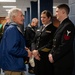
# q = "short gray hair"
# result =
<box><xmin>8</xmin><ymin>8</ymin><xmax>22</xmax><ymax>22</ymax></box>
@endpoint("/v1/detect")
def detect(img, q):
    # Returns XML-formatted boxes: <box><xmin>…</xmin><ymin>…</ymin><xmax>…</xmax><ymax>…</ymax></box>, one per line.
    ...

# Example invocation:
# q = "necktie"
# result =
<box><xmin>42</xmin><ymin>25</ymin><xmax>45</xmax><ymax>31</ymax></box>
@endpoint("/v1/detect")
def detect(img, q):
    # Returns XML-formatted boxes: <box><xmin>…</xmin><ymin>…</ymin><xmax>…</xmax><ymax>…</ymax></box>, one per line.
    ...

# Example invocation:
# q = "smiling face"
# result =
<box><xmin>41</xmin><ymin>13</ymin><xmax>51</xmax><ymax>25</ymax></box>
<box><xmin>55</xmin><ymin>8</ymin><xmax>63</xmax><ymax>21</ymax></box>
<box><xmin>55</xmin><ymin>4</ymin><xmax>70</xmax><ymax>22</ymax></box>
<box><xmin>12</xmin><ymin>11</ymin><xmax>24</xmax><ymax>25</ymax></box>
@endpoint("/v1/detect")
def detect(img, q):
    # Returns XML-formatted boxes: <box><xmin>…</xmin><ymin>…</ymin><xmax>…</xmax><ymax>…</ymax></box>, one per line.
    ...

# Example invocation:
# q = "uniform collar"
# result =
<box><xmin>43</xmin><ymin>22</ymin><xmax>52</xmax><ymax>28</ymax></box>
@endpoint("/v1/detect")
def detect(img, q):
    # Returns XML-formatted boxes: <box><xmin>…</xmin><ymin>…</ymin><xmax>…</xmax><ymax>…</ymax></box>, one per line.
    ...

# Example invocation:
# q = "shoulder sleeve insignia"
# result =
<box><xmin>64</xmin><ymin>30</ymin><xmax>71</xmax><ymax>40</ymax></box>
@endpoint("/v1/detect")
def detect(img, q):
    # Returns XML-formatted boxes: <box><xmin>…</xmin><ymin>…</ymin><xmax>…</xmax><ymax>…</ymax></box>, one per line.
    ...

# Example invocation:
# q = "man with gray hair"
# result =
<box><xmin>0</xmin><ymin>8</ymin><xmax>31</xmax><ymax>75</ymax></box>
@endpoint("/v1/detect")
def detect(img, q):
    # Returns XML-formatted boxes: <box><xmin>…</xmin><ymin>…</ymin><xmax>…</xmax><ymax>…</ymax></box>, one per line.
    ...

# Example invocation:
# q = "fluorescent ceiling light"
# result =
<box><xmin>3</xmin><ymin>6</ymin><xmax>16</xmax><ymax>8</ymax></box>
<box><xmin>53</xmin><ymin>6</ymin><xmax>56</xmax><ymax>8</ymax></box>
<box><xmin>0</xmin><ymin>0</ymin><xmax>16</xmax><ymax>2</ymax></box>
<box><xmin>6</xmin><ymin>9</ymin><xmax>10</xmax><ymax>11</ymax></box>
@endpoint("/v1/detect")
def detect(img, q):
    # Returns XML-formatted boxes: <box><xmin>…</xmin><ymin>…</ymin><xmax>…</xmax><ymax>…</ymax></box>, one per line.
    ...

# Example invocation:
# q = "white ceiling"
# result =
<box><xmin>0</xmin><ymin>0</ymin><xmax>68</xmax><ymax>17</ymax></box>
<box><xmin>0</xmin><ymin>0</ymin><xmax>37</xmax><ymax>17</ymax></box>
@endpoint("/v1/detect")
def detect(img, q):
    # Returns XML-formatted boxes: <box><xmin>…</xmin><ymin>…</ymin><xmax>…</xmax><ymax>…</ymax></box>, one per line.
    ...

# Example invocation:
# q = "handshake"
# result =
<box><xmin>25</xmin><ymin>47</ymin><xmax>40</xmax><ymax>67</ymax></box>
<box><xmin>25</xmin><ymin>47</ymin><xmax>40</xmax><ymax>60</ymax></box>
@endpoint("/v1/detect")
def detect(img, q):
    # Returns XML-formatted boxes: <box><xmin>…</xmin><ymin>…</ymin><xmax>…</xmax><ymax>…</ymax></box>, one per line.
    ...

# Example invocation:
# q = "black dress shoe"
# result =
<box><xmin>28</xmin><ymin>69</ymin><xmax>34</xmax><ymax>74</ymax></box>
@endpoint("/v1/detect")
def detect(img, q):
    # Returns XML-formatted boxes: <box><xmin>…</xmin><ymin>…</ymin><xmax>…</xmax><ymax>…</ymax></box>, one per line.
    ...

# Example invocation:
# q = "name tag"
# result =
<box><xmin>45</xmin><ymin>30</ymin><xmax>51</xmax><ymax>33</ymax></box>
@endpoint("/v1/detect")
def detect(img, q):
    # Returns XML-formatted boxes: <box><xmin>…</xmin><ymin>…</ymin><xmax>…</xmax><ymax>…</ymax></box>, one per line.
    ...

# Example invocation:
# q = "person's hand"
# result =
<box><xmin>27</xmin><ymin>49</ymin><xmax>32</xmax><ymax>57</ymax></box>
<box><xmin>25</xmin><ymin>47</ymin><xmax>32</xmax><ymax>57</ymax></box>
<box><xmin>48</xmin><ymin>54</ymin><xmax>54</xmax><ymax>63</ymax></box>
<box><xmin>25</xmin><ymin>47</ymin><xmax>30</xmax><ymax>51</ymax></box>
<box><xmin>32</xmin><ymin>50</ymin><xmax>40</xmax><ymax>60</ymax></box>
<box><xmin>32</xmin><ymin>50</ymin><xmax>38</xmax><ymax>57</ymax></box>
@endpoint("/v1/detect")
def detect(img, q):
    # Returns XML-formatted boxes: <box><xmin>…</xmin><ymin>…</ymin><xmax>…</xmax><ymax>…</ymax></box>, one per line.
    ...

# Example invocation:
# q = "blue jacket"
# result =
<box><xmin>4</xmin><ymin>22</ymin><xmax>9</xmax><ymax>31</ymax></box>
<box><xmin>0</xmin><ymin>23</ymin><xmax>28</xmax><ymax>71</ymax></box>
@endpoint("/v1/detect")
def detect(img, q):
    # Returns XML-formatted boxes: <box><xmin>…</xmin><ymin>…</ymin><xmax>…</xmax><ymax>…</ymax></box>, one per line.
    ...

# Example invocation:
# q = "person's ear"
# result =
<box><xmin>62</xmin><ymin>9</ymin><xmax>65</xmax><ymax>14</ymax></box>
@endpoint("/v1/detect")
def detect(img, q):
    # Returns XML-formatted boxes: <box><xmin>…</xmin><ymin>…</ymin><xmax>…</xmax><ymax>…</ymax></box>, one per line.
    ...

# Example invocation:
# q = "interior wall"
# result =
<box><xmin>69</xmin><ymin>0</ymin><xmax>75</xmax><ymax>25</ymax></box>
<box><xmin>0</xmin><ymin>17</ymin><xmax>5</xmax><ymax>24</ymax></box>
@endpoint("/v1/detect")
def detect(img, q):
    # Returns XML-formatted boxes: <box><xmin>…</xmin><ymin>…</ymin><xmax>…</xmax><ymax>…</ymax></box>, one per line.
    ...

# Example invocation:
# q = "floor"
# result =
<box><xmin>0</xmin><ymin>64</ymin><xmax>35</xmax><ymax>75</ymax></box>
<box><xmin>25</xmin><ymin>64</ymin><xmax>35</xmax><ymax>75</ymax></box>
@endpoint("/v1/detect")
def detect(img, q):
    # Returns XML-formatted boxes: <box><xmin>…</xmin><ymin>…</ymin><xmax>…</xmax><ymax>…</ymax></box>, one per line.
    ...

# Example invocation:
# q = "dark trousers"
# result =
<box><xmin>34</xmin><ymin>52</ymin><xmax>54</xmax><ymax>75</ymax></box>
<box><xmin>54</xmin><ymin>67</ymin><xmax>73</xmax><ymax>75</ymax></box>
<box><xmin>28</xmin><ymin>63</ymin><xmax>34</xmax><ymax>70</ymax></box>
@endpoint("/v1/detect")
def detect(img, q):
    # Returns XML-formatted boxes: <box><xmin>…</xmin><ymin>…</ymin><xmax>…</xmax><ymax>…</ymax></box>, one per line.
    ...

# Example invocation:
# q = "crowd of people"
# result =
<box><xmin>0</xmin><ymin>4</ymin><xmax>75</xmax><ymax>75</ymax></box>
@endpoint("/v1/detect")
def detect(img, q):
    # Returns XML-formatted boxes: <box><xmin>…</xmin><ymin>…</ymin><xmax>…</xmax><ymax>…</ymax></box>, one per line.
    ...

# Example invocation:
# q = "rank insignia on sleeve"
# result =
<box><xmin>64</xmin><ymin>30</ymin><xmax>71</xmax><ymax>40</ymax></box>
<box><xmin>67</xmin><ymin>30</ymin><xmax>71</xmax><ymax>36</ymax></box>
